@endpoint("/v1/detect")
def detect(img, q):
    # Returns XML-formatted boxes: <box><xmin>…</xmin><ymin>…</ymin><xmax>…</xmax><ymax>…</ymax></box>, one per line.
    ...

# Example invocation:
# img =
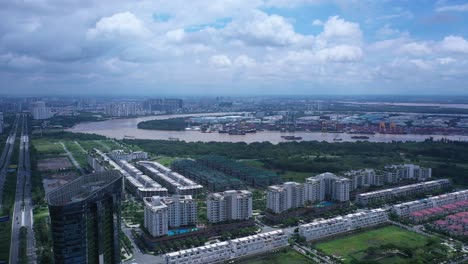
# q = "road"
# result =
<box><xmin>0</xmin><ymin>114</ymin><xmax>20</xmax><ymax>209</ymax></box>
<box><xmin>10</xmin><ymin>114</ymin><xmax>36</xmax><ymax>264</ymax></box>
<box><xmin>59</xmin><ymin>141</ymin><xmax>85</xmax><ymax>175</ymax></box>
<box><xmin>122</xmin><ymin>225</ymin><xmax>165</xmax><ymax>264</ymax></box>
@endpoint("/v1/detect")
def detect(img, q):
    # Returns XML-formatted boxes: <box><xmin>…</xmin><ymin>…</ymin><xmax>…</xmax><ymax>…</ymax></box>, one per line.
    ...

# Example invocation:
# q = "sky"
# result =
<box><xmin>1</xmin><ymin>0</ymin><xmax>468</xmax><ymax>96</ymax></box>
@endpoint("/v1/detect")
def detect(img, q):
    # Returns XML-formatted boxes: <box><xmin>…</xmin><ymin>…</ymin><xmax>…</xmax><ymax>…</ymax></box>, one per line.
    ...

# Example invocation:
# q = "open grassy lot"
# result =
<box><xmin>238</xmin><ymin>248</ymin><xmax>315</xmax><ymax>264</ymax></box>
<box><xmin>315</xmin><ymin>225</ymin><xmax>431</xmax><ymax>264</ymax></box>
<box><xmin>32</xmin><ymin>139</ymin><xmax>65</xmax><ymax>156</ymax></box>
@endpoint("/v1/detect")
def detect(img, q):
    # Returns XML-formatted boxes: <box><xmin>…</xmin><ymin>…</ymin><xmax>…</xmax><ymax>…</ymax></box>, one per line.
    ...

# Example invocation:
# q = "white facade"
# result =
<box><xmin>299</xmin><ymin>209</ymin><xmax>388</xmax><ymax>241</ymax></box>
<box><xmin>384</xmin><ymin>164</ymin><xmax>432</xmax><ymax>183</ymax></box>
<box><xmin>144</xmin><ymin>196</ymin><xmax>169</xmax><ymax>237</ymax></box>
<box><xmin>164</xmin><ymin>195</ymin><xmax>197</xmax><ymax>228</ymax></box>
<box><xmin>266</xmin><ymin>182</ymin><xmax>304</xmax><ymax>214</ymax></box>
<box><xmin>87</xmin><ymin>148</ymin><xmax>168</xmax><ymax>198</ymax></box>
<box><xmin>139</xmin><ymin>161</ymin><xmax>203</xmax><ymax>195</ymax></box>
<box><xmin>165</xmin><ymin>230</ymin><xmax>289</xmax><ymax>264</ymax></box>
<box><xmin>344</xmin><ymin>169</ymin><xmax>384</xmax><ymax>190</ymax></box>
<box><xmin>305</xmin><ymin>172</ymin><xmax>351</xmax><ymax>203</ymax></box>
<box><xmin>392</xmin><ymin>189</ymin><xmax>468</xmax><ymax>216</ymax></box>
<box><xmin>144</xmin><ymin>195</ymin><xmax>197</xmax><ymax>237</ymax></box>
<box><xmin>207</xmin><ymin>190</ymin><xmax>252</xmax><ymax>223</ymax></box>
<box><xmin>356</xmin><ymin>179</ymin><xmax>451</xmax><ymax>205</ymax></box>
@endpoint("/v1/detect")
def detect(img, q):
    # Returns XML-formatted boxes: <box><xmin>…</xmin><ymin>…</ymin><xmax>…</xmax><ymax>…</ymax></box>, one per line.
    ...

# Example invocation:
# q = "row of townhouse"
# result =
<box><xmin>108</xmin><ymin>149</ymin><xmax>148</xmax><ymax>161</ymax></box>
<box><xmin>356</xmin><ymin>179</ymin><xmax>451</xmax><ymax>205</ymax></box>
<box><xmin>298</xmin><ymin>209</ymin><xmax>388</xmax><ymax>241</ymax></box>
<box><xmin>344</xmin><ymin>164</ymin><xmax>432</xmax><ymax>190</ymax></box>
<box><xmin>392</xmin><ymin>189</ymin><xmax>468</xmax><ymax>217</ymax></box>
<box><xmin>138</xmin><ymin>161</ymin><xmax>203</xmax><ymax>195</ymax></box>
<box><xmin>207</xmin><ymin>190</ymin><xmax>253</xmax><ymax>223</ymax></box>
<box><xmin>144</xmin><ymin>195</ymin><xmax>197</xmax><ymax>237</ymax></box>
<box><xmin>87</xmin><ymin>148</ymin><xmax>168</xmax><ymax>198</ymax></box>
<box><xmin>266</xmin><ymin>173</ymin><xmax>351</xmax><ymax>214</ymax></box>
<box><xmin>164</xmin><ymin>230</ymin><xmax>289</xmax><ymax>264</ymax></box>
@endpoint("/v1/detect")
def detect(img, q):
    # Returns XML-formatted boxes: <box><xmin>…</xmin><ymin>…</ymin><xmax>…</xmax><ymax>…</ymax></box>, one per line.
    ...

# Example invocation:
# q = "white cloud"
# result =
<box><xmin>317</xmin><ymin>45</ymin><xmax>363</xmax><ymax>62</ymax></box>
<box><xmin>234</xmin><ymin>55</ymin><xmax>255</xmax><ymax>67</ymax></box>
<box><xmin>210</xmin><ymin>54</ymin><xmax>232</xmax><ymax>67</ymax></box>
<box><xmin>166</xmin><ymin>29</ymin><xmax>185</xmax><ymax>43</ymax></box>
<box><xmin>440</xmin><ymin>35</ymin><xmax>468</xmax><ymax>53</ymax></box>
<box><xmin>87</xmin><ymin>12</ymin><xmax>149</xmax><ymax>40</ymax></box>
<box><xmin>399</xmin><ymin>42</ymin><xmax>432</xmax><ymax>56</ymax></box>
<box><xmin>321</xmin><ymin>16</ymin><xmax>362</xmax><ymax>43</ymax></box>
<box><xmin>224</xmin><ymin>10</ymin><xmax>304</xmax><ymax>46</ymax></box>
<box><xmin>437</xmin><ymin>57</ymin><xmax>456</xmax><ymax>65</ymax></box>
<box><xmin>436</xmin><ymin>3</ymin><xmax>468</xmax><ymax>12</ymax></box>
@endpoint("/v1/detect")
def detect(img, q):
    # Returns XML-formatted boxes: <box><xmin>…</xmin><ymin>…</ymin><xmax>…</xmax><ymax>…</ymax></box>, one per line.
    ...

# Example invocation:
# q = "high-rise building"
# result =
<box><xmin>207</xmin><ymin>190</ymin><xmax>252</xmax><ymax>223</ymax></box>
<box><xmin>266</xmin><ymin>182</ymin><xmax>305</xmax><ymax>214</ymax></box>
<box><xmin>47</xmin><ymin>171</ymin><xmax>123</xmax><ymax>264</ymax></box>
<box><xmin>305</xmin><ymin>172</ymin><xmax>351</xmax><ymax>203</ymax></box>
<box><xmin>31</xmin><ymin>101</ymin><xmax>52</xmax><ymax>120</ymax></box>
<box><xmin>144</xmin><ymin>195</ymin><xmax>197</xmax><ymax>237</ymax></box>
<box><xmin>384</xmin><ymin>164</ymin><xmax>432</xmax><ymax>183</ymax></box>
<box><xmin>344</xmin><ymin>169</ymin><xmax>384</xmax><ymax>190</ymax></box>
<box><xmin>144</xmin><ymin>196</ymin><xmax>169</xmax><ymax>237</ymax></box>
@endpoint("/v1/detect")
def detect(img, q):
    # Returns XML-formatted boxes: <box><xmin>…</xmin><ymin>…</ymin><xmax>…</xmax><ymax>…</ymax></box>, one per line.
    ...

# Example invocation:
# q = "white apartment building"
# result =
<box><xmin>356</xmin><ymin>179</ymin><xmax>451</xmax><ymax>205</ymax></box>
<box><xmin>299</xmin><ymin>209</ymin><xmax>388</xmax><ymax>241</ymax></box>
<box><xmin>305</xmin><ymin>172</ymin><xmax>351</xmax><ymax>202</ymax></box>
<box><xmin>344</xmin><ymin>169</ymin><xmax>384</xmax><ymax>190</ymax></box>
<box><xmin>267</xmin><ymin>173</ymin><xmax>351</xmax><ymax>214</ymax></box>
<box><xmin>164</xmin><ymin>230</ymin><xmax>289</xmax><ymax>264</ymax></box>
<box><xmin>207</xmin><ymin>190</ymin><xmax>253</xmax><ymax>223</ymax></box>
<box><xmin>165</xmin><ymin>195</ymin><xmax>197</xmax><ymax>227</ymax></box>
<box><xmin>144</xmin><ymin>195</ymin><xmax>197</xmax><ymax>237</ymax></box>
<box><xmin>266</xmin><ymin>182</ymin><xmax>305</xmax><ymax>214</ymax></box>
<box><xmin>384</xmin><ymin>164</ymin><xmax>432</xmax><ymax>183</ymax></box>
<box><xmin>139</xmin><ymin>161</ymin><xmax>203</xmax><ymax>195</ymax></box>
<box><xmin>144</xmin><ymin>196</ymin><xmax>169</xmax><ymax>237</ymax></box>
<box><xmin>392</xmin><ymin>189</ymin><xmax>468</xmax><ymax>216</ymax></box>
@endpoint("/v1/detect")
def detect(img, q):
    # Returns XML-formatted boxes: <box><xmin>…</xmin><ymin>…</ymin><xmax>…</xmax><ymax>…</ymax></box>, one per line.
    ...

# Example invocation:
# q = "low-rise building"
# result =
<box><xmin>356</xmin><ymin>179</ymin><xmax>451</xmax><ymax>205</ymax></box>
<box><xmin>392</xmin><ymin>189</ymin><xmax>468</xmax><ymax>217</ymax></box>
<box><xmin>164</xmin><ymin>230</ymin><xmax>289</xmax><ymax>264</ymax></box>
<box><xmin>139</xmin><ymin>161</ymin><xmax>203</xmax><ymax>195</ymax></box>
<box><xmin>298</xmin><ymin>209</ymin><xmax>388</xmax><ymax>241</ymax></box>
<box><xmin>108</xmin><ymin>149</ymin><xmax>148</xmax><ymax>161</ymax></box>
<box><xmin>88</xmin><ymin>148</ymin><xmax>168</xmax><ymax>198</ymax></box>
<box><xmin>207</xmin><ymin>190</ymin><xmax>252</xmax><ymax>223</ymax></box>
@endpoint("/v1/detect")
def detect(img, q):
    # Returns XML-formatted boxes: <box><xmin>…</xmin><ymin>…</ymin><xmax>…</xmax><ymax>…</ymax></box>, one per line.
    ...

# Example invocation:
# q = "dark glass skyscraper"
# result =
<box><xmin>47</xmin><ymin>171</ymin><xmax>123</xmax><ymax>264</ymax></box>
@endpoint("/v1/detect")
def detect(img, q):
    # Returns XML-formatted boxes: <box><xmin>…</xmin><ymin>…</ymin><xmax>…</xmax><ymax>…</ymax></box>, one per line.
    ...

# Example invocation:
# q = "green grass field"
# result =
<box><xmin>32</xmin><ymin>139</ymin><xmax>65</xmax><ymax>156</ymax></box>
<box><xmin>238</xmin><ymin>249</ymin><xmax>315</xmax><ymax>264</ymax></box>
<box><xmin>315</xmin><ymin>225</ymin><xmax>430</xmax><ymax>264</ymax></box>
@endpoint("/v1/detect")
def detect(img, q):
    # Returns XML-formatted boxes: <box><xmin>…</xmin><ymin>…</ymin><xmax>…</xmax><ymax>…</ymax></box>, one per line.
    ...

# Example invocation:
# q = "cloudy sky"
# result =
<box><xmin>1</xmin><ymin>0</ymin><xmax>468</xmax><ymax>95</ymax></box>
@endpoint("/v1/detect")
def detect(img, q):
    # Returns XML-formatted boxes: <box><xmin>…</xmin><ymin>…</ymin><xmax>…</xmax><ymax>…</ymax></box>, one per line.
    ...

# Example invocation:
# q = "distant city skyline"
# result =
<box><xmin>1</xmin><ymin>0</ymin><xmax>468</xmax><ymax>95</ymax></box>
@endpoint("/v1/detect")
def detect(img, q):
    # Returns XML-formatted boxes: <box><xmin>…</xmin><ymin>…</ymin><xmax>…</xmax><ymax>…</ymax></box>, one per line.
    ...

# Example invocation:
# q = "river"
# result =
<box><xmin>67</xmin><ymin>113</ymin><xmax>468</xmax><ymax>144</ymax></box>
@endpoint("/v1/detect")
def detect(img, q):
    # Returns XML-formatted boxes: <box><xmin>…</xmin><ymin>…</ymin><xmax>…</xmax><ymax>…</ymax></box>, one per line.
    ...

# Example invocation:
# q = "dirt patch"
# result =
<box><xmin>38</xmin><ymin>157</ymin><xmax>73</xmax><ymax>171</ymax></box>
